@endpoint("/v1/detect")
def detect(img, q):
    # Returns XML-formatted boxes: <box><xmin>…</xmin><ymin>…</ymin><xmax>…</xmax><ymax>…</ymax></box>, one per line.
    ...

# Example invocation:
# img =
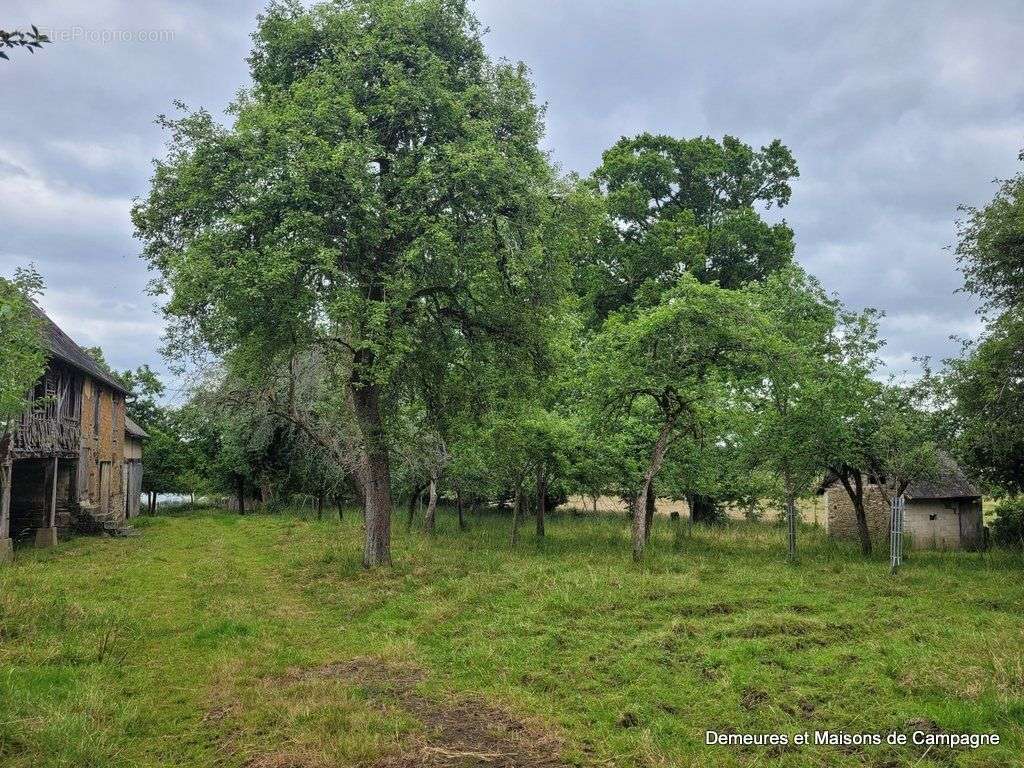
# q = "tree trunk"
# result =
<box><xmin>835</xmin><ymin>468</ymin><xmax>872</xmax><ymax>556</ymax></box>
<box><xmin>634</xmin><ymin>418</ymin><xmax>674</xmax><ymax>561</ymax></box>
<box><xmin>786</xmin><ymin>495</ymin><xmax>797</xmax><ymax>561</ymax></box>
<box><xmin>236</xmin><ymin>475</ymin><xmax>246</xmax><ymax>516</ymax></box>
<box><xmin>456</xmin><ymin>489</ymin><xmax>466</xmax><ymax>531</ymax></box>
<box><xmin>510</xmin><ymin>485</ymin><xmax>522</xmax><ymax>546</ymax></box>
<box><xmin>853</xmin><ymin>499</ymin><xmax>872</xmax><ymax>555</ymax></box>
<box><xmin>689</xmin><ymin>493</ymin><xmax>717</xmax><ymax>524</ymax></box>
<box><xmin>644</xmin><ymin>481</ymin><xmax>656</xmax><ymax>543</ymax></box>
<box><xmin>335</xmin><ymin>495</ymin><xmax>344</xmax><ymax>521</ymax></box>
<box><xmin>535</xmin><ymin>469</ymin><xmax>546</xmax><ymax>538</ymax></box>
<box><xmin>424</xmin><ymin>471</ymin><xmax>438</xmax><ymax>535</ymax></box>
<box><xmin>316</xmin><ymin>489</ymin><xmax>325</xmax><ymax>520</ymax></box>
<box><xmin>407</xmin><ymin>484</ymin><xmax>423</xmax><ymax>530</ymax></box>
<box><xmin>351</xmin><ymin>381</ymin><xmax>392</xmax><ymax>568</ymax></box>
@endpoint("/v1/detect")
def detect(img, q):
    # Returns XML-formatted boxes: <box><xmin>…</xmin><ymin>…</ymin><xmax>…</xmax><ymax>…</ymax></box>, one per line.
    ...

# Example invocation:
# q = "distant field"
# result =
<box><xmin>564</xmin><ymin>495</ymin><xmax>829</xmax><ymax>525</ymax></box>
<box><xmin>1</xmin><ymin>509</ymin><xmax>1021</xmax><ymax>767</ymax></box>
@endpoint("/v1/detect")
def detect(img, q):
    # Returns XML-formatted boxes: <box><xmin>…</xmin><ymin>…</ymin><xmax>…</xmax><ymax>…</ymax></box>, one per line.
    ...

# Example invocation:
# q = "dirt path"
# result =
<box><xmin>263</xmin><ymin>658</ymin><xmax>575</xmax><ymax>768</ymax></box>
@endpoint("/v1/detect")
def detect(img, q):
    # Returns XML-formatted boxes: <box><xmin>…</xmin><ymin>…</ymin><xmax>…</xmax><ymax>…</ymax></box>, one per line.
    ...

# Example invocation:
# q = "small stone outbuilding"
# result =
<box><xmin>821</xmin><ymin>453</ymin><xmax>984</xmax><ymax>550</ymax></box>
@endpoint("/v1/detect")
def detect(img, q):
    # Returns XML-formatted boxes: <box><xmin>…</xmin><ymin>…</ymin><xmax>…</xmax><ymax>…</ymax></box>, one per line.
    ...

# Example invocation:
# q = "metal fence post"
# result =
<box><xmin>890</xmin><ymin>494</ymin><xmax>905</xmax><ymax>573</ymax></box>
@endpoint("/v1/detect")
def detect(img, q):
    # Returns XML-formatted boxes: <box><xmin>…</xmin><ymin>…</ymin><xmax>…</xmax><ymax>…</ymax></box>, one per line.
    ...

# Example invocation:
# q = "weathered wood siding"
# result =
<box><xmin>12</xmin><ymin>361</ymin><xmax>81</xmax><ymax>457</ymax></box>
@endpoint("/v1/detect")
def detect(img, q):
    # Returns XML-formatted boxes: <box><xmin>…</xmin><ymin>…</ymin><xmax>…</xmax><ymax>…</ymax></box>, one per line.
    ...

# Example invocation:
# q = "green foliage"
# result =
<box><xmin>134</xmin><ymin>0</ymin><xmax>566</xmax><ymax>562</ymax></box>
<box><xmin>991</xmin><ymin>497</ymin><xmax>1024</xmax><ymax>549</ymax></box>
<box><xmin>0</xmin><ymin>26</ymin><xmax>50</xmax><ymax>60</ymax></box>
<box><xmin>948</xmin><ymin>315</ymin><xmax>1024</xmax><ymax>493</ymax></box>
<box><xmin>581</xmin><ymin>133</ymin><xmax>798</xmax><ymax>324</ymax></box>
<box><xmin>742</xmin><ymin>267</ymin><xmax>843</xmax><ymax>505</ymax></box>
<box><xmin>133</xmin><ymin>0</ymin><xmax>557</xmax><ymax>386</ymax></box>
<box><xmin>949</xmin><ymin>151</ymin><xmax>1024</xmax><ymax>493</ymax></box>
<box><xmin>0</xmin><ymin>268</ymin><xmax>46</xmax><ymax>447</ymax></box>
<box><xmin>118</xmin><ymin>365</ymin><xmax>166</xmax><ymax>429</ymax></box>
<box><xmin>956</xmin><ymin>150</ymin><xmax>1024</xmax><ymax>315</ymax></box>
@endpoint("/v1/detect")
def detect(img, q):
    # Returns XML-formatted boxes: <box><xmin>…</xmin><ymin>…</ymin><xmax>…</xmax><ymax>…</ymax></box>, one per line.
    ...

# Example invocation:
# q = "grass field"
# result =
<box><xmin>1</xmin><ymin>508</ymin><xmax>1022</xmax><ymax>767</ymax></box>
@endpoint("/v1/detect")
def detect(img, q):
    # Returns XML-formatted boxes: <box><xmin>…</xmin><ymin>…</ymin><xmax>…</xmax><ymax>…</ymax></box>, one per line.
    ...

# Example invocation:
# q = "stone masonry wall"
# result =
<box><xmin>826</xmin><ymin>485</ymin><xmax>891</xmax><ymax>546</ymax></box>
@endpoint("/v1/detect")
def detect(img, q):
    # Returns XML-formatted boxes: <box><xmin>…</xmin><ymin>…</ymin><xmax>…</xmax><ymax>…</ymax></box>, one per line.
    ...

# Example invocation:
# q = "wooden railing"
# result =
<box><xmin>12</xmin><ymin>413</ymin><xmax>81</xmax><ymax>456</ymax></box>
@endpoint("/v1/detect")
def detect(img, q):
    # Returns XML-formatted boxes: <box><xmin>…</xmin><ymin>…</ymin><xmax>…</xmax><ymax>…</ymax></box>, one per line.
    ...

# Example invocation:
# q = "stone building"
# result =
<box><xmin>1</xmin><ymin>307</ymin><xmax>138</xmax><ymax>559</ymax></box>
<box><xmin>821</xmin><ymin>453</ymin><xmax>984</xmax><ymax>550</ymax></box>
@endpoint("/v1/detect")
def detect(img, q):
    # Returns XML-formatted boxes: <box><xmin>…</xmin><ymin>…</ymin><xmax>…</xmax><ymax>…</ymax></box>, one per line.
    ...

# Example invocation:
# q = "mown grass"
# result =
<box><xmin>1</xmin><ymin>507</ymin><xmax>1022</xmax><ymax>767</ymax></box>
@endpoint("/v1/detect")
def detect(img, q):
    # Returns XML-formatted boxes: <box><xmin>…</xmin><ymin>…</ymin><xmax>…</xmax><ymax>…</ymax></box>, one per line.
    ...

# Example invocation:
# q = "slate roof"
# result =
<box><xmin>819</xmin><ymin>451</ymin><xmax>981</xmax><ymax>500</ymax></box>
<box><xmin>125</xmin><ymin>416</ymin><xmax>149</xmax><ymax>439</ymax></box>
<box><xmin>31</xmin><ymin>303</ymin><xmax>131</xmax><ymax>394</ymax></box>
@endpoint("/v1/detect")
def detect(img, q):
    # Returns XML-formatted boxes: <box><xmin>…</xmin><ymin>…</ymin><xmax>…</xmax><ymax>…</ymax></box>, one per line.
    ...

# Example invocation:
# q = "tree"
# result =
<box><xmin>584</xmin><ymin>133</ymin><xmax>798</xmax><ymax>324</ymax></box>
<box><xmin>585</xmin><ymin>134</ymin><xmax>798</xmax><ymax>522</ymax></box>
<box><xmin>743</xmin><ymin>267</ymin><xmax>844</xmax><ymax>559</ymax></box>
<box><xmin>0</xmin><ymin>27</ymin><xmax>50</xmax><ymax>60</ymax></box>
<box><xmin>119</xmin><ymin>365</ymin><xmax>166</xmax><ymax>429</ymax></box>
<box><xmin>956</xmin><ymin>150</ymin><xmax>1024</xmax><ymax>317</ymax></box>
<box><xmin>587</xmin><ymin>275</ymin><xmax>773</xmax><ymax>560</ymax></box>
<box><xmin>1</xmin><ymin>268</ymin><xmax>46</xmax><ymax>465</ymax></box>
<box><xmin>821</xmin><ymin>366</ymin><xmax>940</xmax><ymax>558</ymax></box>
<box><xmin>950</xmin><ymin>149</ymin><xmax>1024</xmax><ymax>494</ymax></box>
<box><xmin>948</xmin><ymin>316</ymin><xmax>1024</xmax><ymax>493</ymax></box>
<box><xmin>133</xmin><ymin>0</ymin><xmax>562</xmax><ymax>566</ymax></box>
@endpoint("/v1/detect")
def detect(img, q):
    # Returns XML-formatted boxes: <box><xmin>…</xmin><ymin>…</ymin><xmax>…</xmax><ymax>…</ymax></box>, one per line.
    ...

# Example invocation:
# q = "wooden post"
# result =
<box><xmin>50</xmin><ymin>457</ymin><xmax>58</xmax><ymax>528</ymax></box>
<box><xmin>1</xmin><ymin>459</ymin><xmax>13</xmax><ymax>564</ymax></box>
<box><xmin>786</xmin><ymin>497</ymin><xmax>797</xmax><ymax>561</ymax></box>
<box><xmin>34</xmin><ymin>457</ymin><xmax>59</xmax><ymax>548</ymax></box>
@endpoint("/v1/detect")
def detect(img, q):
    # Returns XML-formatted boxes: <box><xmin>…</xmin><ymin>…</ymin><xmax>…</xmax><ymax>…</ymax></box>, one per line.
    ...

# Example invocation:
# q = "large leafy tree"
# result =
<box><xmin>582</xmin><ymin>133</ymin><xmax>798</xmax><ymax>324</ymax></box>
<box><xmin>133</xmin><ymin>0</ymin><xmax>561</xmax><ymax>566</ymax></box>
<box><xmin>583</xmin><ymin>134</ymin><xmax>798</xmax><ymax>523</ymax></box>
<box><xmin>950</xmin><ymin>150</ymin><xmax>1024</xmax><ymax>493</ymax></box>
<box><xmin>742</xmin><ymin>267</ymin><xmax>841</xmax><ymax>559</ymax></box>
<box><xmin>586</xmin><ymin>275</ymin><xmax>773</xmax><ymax>560</ymax></box>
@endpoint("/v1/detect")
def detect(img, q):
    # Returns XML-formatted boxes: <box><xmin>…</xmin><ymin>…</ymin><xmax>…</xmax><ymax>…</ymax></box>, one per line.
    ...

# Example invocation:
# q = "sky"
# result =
<box><xmin>2</xmin><ymin>0</ymin><xmax>1023</xmax><ymax>399</ymax></box>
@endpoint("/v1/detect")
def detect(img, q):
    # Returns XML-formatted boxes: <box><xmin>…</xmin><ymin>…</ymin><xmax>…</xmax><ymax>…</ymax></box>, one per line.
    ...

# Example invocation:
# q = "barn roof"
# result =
<box><xmin>819</xmin><ymin>452</ymin><xmax>981</xmax><ymax>500</ymax></box>
<box><xmin>30</xmin><ymin>303</ymin><xmax>131</xmax><ymax>394</ymax></box>
<box><xmin>125</xmin><ymin>416</ymin><xmax>149</xmax><ymax>439</ymax></box>
<box><xmin>903</xmin><ymin>452</ymin><xmax>980</xmax><ymax>500</ymax></box>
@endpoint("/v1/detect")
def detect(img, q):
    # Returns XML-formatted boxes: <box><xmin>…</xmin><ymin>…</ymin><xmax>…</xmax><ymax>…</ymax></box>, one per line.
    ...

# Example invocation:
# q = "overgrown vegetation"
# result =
<box><xmin>1</xmin><ymin>509</ymin><xmax>1021</xmax><ymax>768</ymax></box>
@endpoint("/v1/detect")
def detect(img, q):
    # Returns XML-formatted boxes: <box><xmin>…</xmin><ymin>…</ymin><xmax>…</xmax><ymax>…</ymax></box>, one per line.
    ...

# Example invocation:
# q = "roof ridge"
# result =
<box><xmin>29</xmin><ymin>302</ymin><xmax>132</xmax><ymax>394</ymax></box>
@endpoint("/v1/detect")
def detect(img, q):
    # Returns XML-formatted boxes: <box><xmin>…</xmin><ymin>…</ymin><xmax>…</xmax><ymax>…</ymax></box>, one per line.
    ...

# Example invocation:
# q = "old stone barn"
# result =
<box><xmin>1</xmin><ymin>307</ymin><xmax>141</xmax><ymax>557</ymax></box>
<box><xmin>821</xmin><ymin>453</ymin><xmax>984</xmax><ymax>550</ymax></box>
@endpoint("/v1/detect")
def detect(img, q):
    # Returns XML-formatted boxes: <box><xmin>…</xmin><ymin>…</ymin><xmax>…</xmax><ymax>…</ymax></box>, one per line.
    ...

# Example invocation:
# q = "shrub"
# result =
<box><xmin>991</xmin><ymin>498</ymin><xmax>1024</xmax><ymax>549</ymax></box>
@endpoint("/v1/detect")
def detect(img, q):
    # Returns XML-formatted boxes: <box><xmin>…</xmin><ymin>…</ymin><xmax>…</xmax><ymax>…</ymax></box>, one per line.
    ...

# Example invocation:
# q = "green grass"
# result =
<box><xmin>1</xmin><ymin>508</ymin><xmax>1022</xmax><ymax>767</ymax></box>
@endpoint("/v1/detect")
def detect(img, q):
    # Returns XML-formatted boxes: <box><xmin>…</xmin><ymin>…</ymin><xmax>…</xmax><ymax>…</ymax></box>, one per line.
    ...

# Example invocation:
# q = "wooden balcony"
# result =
<box><xmin>12</xmin><ymin>414</ymin><xmax>81</xmax><ymax>458</ymax></box>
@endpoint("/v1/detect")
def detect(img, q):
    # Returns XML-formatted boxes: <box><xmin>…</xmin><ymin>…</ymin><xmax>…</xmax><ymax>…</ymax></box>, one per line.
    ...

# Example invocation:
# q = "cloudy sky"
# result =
<box><xmin>2</xmin><ymin>0</ymin><xmax>1023</xmax><ymax>397</ymax></box>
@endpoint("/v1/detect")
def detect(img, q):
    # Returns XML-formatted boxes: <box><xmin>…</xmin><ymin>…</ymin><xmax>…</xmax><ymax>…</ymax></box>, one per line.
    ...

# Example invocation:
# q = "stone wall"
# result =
<box><xmin>827</xmin><ymin>485</ymin><xmax>981</xmax><ymax>550</ymax></box>
<box><xmin>826</xmin><ymin>485</ymin><xmax>891</xmax><ymax>546</ymax></box>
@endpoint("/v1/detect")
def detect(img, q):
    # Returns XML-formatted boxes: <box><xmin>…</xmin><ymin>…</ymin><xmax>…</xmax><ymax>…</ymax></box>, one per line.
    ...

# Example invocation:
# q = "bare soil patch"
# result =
<box><xmin>265</xmin><ymin>658</ymin><xmax>574</xmax><ymax>768</ymax></box>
